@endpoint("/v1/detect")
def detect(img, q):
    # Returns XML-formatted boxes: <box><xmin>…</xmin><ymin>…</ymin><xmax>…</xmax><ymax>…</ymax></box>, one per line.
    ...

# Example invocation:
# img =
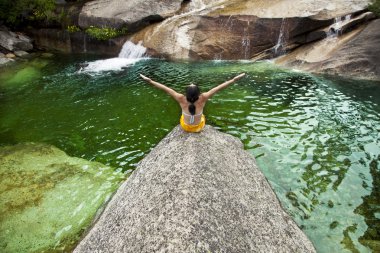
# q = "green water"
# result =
<box><xmin>0</xmin><ymin>55</ymin><xmax>379</xmax><ymax>252</ymax></box>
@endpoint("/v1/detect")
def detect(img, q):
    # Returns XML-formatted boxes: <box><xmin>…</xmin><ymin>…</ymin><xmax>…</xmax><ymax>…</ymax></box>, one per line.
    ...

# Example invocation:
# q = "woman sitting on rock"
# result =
<box><xmin>139</xmin><ymin>73</ymin><xmax>245</xmax><ymax>133</ymax></box>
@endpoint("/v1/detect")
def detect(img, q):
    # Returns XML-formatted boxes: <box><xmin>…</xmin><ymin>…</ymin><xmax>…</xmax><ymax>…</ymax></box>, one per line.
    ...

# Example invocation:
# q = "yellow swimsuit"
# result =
<box><xmin>180</xmin><ymin>111</ymin><xmax>206</xmax><ymax>133</ymax></box>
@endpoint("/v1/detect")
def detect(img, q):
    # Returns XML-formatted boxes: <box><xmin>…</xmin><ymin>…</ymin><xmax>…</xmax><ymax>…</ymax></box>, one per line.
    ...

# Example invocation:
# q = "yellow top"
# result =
<box><xmin>180</xmin><ymin>114</ymin><xmax>206</xmax><ymax>133</ymax></box>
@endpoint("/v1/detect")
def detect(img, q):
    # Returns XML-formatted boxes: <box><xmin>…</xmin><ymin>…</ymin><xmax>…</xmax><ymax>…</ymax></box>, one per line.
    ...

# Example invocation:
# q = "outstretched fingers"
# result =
<box><xmin>139</xmin><ymin>73</ymin><xmax>151</xmax><ymax>81</ymax></box>
<box><xmin>234</xmin><ymin>73</ymin><xmax>246</xmax><ymax>81</ymax></box>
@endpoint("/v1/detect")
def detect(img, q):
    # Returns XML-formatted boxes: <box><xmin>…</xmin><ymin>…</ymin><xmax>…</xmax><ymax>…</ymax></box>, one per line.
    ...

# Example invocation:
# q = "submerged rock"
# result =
<box><xmin>0</xmin><ymin>143</ymin><xmax>125</xmax><ymax>252</ymax></box>
<box><xmin>74</xmin><ymin>125</ymin><xmax>316</xmax><ymax>253</ymax></box>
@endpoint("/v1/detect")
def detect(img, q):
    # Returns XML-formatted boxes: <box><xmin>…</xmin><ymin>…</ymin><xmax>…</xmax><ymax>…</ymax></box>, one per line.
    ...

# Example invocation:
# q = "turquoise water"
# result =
<box><xmin>0</xmin><ymin>55</ymin><xmax>379</xmax><ymax>252</ymax></box>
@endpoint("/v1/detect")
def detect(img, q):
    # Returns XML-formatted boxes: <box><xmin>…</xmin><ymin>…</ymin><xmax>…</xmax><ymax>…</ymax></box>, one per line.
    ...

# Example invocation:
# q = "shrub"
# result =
<box><xmin>368</xmin><ymin>0</ymin><xmax>380</xmax><ymax>16</ymax></box>
<box><xmin>67</xmin><ymin>25</ymin><xmax>81</xmax><ymax>33</ymax></box>
<box><xmin>0</xmin><ymin>0</ymin><xmax>56</xmax><ymax>25</ymax></box>
<box><xmin>85</xmin><ymin>26</ymin><xmax>128</xmax><ymax>40</ymax></box>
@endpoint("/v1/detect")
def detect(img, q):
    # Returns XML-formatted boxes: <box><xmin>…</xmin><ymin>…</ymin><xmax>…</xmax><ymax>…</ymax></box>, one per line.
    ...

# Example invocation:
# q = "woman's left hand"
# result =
<box><xmin>139</xmin><ymin>74</ymin><xmax>151</xmax><ymax>81</ymax></box>
<box><xmin>233</xmin><ymin>73</ymin><xmax>246</xmax><ymax>81</ymax></box>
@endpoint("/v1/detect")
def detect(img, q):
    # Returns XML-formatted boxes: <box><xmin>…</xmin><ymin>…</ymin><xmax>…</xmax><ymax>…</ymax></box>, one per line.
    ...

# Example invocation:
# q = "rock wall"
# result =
<box><xmin>74</xmin><ymin>125</ymin><xmax>316</xmax><ymax>253</ymax></box>
<box><xmin>31</xmin><ymin>29</ymin><xmax>126</xmax><ymax>56</ymax></box>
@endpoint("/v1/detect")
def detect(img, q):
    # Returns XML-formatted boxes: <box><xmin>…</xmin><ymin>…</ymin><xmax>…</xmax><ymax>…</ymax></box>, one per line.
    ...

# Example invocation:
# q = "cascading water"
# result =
<box><xmin>118</xmin><ymin>41</ymin><xmax>147</xmax><ymax>58</ymax></box>
<box><xmin>274</xmin><ymin>18</ymin><xmax>287</xmax><ymax>57</ymax></box>
<box><xmin>327</xmin><ymin>14</ymin><xmax>352</xmax><ymax>37</ymax></box>
<box><xmin>79</xmin><ymin>41</ymin><xmax>147</xmax><ymax>73</ymax></box>
<box><xmin>242</xmin><ymin>22</ymin><xmax>251</xmax><ymax>59</ymax></box>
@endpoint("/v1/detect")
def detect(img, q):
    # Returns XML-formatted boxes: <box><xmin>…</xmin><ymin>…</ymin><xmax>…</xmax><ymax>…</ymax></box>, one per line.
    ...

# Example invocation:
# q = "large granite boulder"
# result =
<box><xmin>74</xmin><ymin>125</ymin><xmax>316</xmax><ymax>253</ymax></box>
<box><xmin>78</xmin><ymin>0</ymin><xmax>183</xmax><ymax>30</ymax></box>
<box><xmin>275</xmin><ymin>19</ymin><xmax>380</xmax><ymax>80</ymax></box>
<box><xmin>132</xmin><ymin>14</ymin><xmax>331</xmax><ymax>60</ymax></box>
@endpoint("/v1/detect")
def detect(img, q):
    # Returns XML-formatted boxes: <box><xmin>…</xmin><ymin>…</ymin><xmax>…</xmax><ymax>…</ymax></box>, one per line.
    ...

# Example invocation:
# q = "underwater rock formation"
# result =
<box><xmin>0</xmin><ymin>143</ymin><xmax>124</xmax><ymax>252</ymax></box>
<box><xmin>74</xmin><ymin>125</ymin><xmax>316</xmax><ymax>253</ymax></box>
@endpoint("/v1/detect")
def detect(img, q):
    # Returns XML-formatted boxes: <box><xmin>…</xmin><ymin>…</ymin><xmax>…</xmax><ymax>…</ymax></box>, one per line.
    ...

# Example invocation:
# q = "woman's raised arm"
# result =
<box><xmin>140</xmin><ymin>74</ymin><xmax>183</xmax><ymax>102</ymax></box>
<box><xmin>202</xmin><ymin>73</ymin><xmax>245</xmax><ymax>100</ymax></box>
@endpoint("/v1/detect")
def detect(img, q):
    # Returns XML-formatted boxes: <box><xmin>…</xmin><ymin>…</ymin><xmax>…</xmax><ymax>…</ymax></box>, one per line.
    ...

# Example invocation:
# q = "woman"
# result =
<box><xmin>139</xmin><ymin>73</ymin><xmax>246</xmax><ymax>133</ymax></box>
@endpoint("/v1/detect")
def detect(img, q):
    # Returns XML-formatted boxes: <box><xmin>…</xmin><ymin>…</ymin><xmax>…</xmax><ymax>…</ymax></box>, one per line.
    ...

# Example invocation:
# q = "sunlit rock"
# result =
<box><xmin>0</xmin><ymin>143</ymin><xmax>125</xmax><ymax>252</ymax></box>
<box><xmin>78</xmin><ymin>0</ymin><xmax>183</xmax><ymax>30</ymax></box>
<box><xmin>74</xmin><ymin>125</ymin><xmax>316</xmax><ymax>252</ymax></box>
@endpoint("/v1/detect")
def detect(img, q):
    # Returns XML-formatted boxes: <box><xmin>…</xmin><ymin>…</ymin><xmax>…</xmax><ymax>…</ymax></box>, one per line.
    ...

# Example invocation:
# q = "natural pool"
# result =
<box><xmin>0</xmin><ymin>55</ymin><xmax>379</xmax><ymax>252</ymax></box>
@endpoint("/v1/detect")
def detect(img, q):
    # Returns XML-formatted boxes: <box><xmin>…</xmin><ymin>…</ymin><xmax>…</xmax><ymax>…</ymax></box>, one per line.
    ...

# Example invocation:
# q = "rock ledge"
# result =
<box><xmin>74</xmin><ymin>125</ymin><xmax>316</xmax><ymax>253</ymax></box>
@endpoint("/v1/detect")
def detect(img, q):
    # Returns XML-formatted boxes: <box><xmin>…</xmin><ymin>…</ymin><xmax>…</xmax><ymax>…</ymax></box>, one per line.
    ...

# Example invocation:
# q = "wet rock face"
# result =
<box><xmin>319</xmin><ymin>19</ymin><xmax>380</xmax><ymax>79</ymax></box>
<box><xmin>78</xmin><ymin>0</ymin><xmax>183</xmax><ymax>30</ymax></box>
<box><xmin>190</xmin><ymin>15</ymin><xmax>331</xmax><ymax>60</ymax></box>
<box><xmin>31</xmin><ymin>29</ymin><xmax>126</xmax><ymax>55</ymax></box>
<box><xmin>276</xmin><ymin>19</ymin><xmax>380</xmax><ymax>80</ymax></box>
<box><xmin>132</xmin><ymin>14</ymin><xmax>332</xmax><ymax>60</ymax></box>
<box><xmin>74</xmin><ymin>125</ymin><xmax>316</xmax><ymax>253</ymax></box>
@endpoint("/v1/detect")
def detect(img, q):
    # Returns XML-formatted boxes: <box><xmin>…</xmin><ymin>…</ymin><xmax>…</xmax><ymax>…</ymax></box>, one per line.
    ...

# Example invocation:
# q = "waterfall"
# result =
<box><xmin>118</xmin><ymin>41</ymin><xmax>146</xmax><ymax>58</ymax></box>
<box><xmin>242</xmin><ymin>22</ymin><xmax>250</xmax><ymax>59</ymax></box>
<box><xmin>79</xmin><ymin>41</ymin><xmax>147</xmax><ymax>74</ymax></box>
<box><xmin>328</xmin><ymin>14</ymin><xmax>352</xmax><ymax>37</ymax></box>
<box><xmin>274</xmin><ymin>18</ymin><xmax>287</xmax><ymax>56</ymax></box>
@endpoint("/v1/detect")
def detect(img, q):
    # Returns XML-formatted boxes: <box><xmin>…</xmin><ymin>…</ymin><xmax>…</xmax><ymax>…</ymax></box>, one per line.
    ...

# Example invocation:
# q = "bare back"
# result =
<box><xmin>178</xmin><ymin>94</ymin><xmax>208</xmax><ymax>125</ymax></box>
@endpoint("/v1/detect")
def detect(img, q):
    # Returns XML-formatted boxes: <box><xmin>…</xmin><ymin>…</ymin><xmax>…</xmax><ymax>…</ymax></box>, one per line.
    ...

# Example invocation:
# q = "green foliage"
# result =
<box><xmin>0</xmin><ymin>0</ymin><xmax>56</xmax><ymax>25</ymax></box>
<box><xmin>85</xmin><ymin>26</ymin><xmax>128</xmax><ymax>40</ymax></box>
<box><xmin>369</xmin><ymin>0</ymin><xmax>380</xmax><ymax>16</ymax></box>
<box><xmin>67</xmin><ymin>25</ymin><xmax>81</xmax><ymax>33</ymax></box>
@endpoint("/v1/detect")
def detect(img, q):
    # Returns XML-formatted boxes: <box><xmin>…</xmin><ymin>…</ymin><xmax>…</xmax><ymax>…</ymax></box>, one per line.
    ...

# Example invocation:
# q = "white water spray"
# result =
<box><xmin>274</xmin><ymin>18</ymin><xmax>287</xmax><ymax>56</ymax></box>
<box><xmin>118</xmin><ymin>41</ymin><xmax>147</xmax><ymax>58</ymax></box>
<box><xmin>79</xmin><ymin>41</ymin><xmax>148</xmax><ymax>73</ymax></box>
<box><xmin>327</xmin><ymin>14</ymin><xmax>352</xmax><ymax>37</ymax></box>
<box><xmin>242</xmin><ymin>22</ymin><xmax>251</xmax><ymax>59</ymax></box>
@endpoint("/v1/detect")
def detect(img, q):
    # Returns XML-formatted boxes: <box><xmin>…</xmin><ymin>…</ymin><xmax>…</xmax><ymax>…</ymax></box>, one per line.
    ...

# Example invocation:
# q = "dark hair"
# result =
<box><xmin>185</xmin><ymin>84</ymin><xmax>200</xmax><ymax>115</ymax></box>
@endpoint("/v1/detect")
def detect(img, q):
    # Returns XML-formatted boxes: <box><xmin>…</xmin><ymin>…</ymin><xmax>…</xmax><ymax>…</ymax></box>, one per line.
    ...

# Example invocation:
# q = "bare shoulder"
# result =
<box><xmin>199</xmin><ymin>93</ymin><xmax>209</xmax><ymax>102</ymax></box>
<box><xmin>177</xmin><ymin>94</ymin><xmax>187</xmax><ymax>105</ymax></box>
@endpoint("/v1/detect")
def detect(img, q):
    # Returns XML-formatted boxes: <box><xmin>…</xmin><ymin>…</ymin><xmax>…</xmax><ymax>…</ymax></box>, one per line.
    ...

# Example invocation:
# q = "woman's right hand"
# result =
<box><xmin>233</xmin><ymin>73</ymin><xmax>246</xmax><ymax>81</ymax></box>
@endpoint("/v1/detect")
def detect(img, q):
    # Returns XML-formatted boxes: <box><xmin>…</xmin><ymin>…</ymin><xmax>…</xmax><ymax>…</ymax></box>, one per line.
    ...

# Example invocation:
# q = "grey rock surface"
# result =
<box><xmin>79</xmin><ymin>0</ymin><xmax>183</xmax><ymax>29</ymax></box>
<box><xmin>74</xmin><ymin>125</ymin><xmax>316</xmax><ymax>253</ymax></box>
<box><xmin>0</xmin><ymin>31</ymin><xmax>33</xmax><ymax>51</ymax></box>
<box><xmin>0</xmin><ymin>57</ymin><xmax>14</xmax><ymax>65</ymax></box>
<box><xmin>14</xmin><ymin>50</ymin><xmax>29</xmax><ymax>57</ymax></box>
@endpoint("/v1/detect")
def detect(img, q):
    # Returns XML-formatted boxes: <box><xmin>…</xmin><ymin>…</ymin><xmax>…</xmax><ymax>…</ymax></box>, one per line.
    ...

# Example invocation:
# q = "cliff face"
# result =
<box><xmin>74</xmin><ymin>125</ymin><xmax>316</xmax><ymax>253</ymax></box>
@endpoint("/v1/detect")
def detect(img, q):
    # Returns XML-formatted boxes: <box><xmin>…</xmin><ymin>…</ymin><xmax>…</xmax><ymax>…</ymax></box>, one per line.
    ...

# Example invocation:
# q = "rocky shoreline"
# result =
<box><xmin>0</xmin><ymin>26</ymin><xmax>34</xmax><ymax>65</ymax></box>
